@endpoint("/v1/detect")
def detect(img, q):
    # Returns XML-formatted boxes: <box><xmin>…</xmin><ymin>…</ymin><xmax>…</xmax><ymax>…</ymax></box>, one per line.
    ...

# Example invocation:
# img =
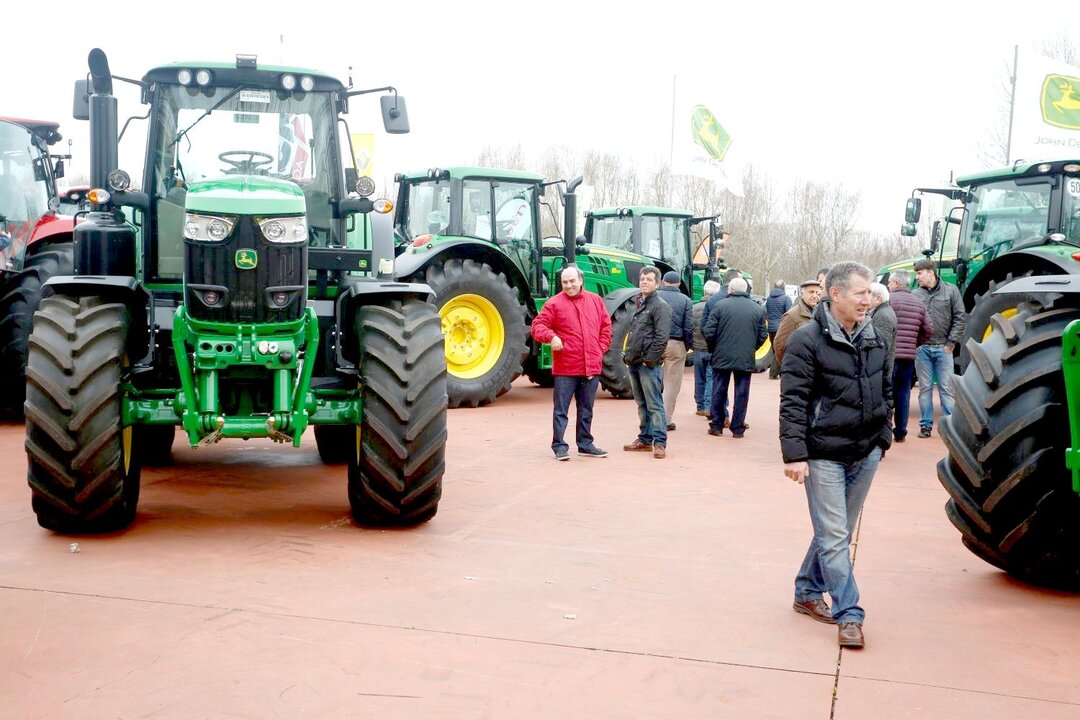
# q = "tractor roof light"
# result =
<box><xmin>355</xmin><ymin>175</ymin><xmax>376</xmax><ymax>197</ymax></box>
<box><xmin>281</xmin><ymin>74</ymin><xmax>297</xmax><ymax>91</ymax></box>
<box><xmin>177</xmin><ymin>69</ymin><xmax>193</xmax><ymax>86</ymax></box>
<box><xmin>1064</xmin><ymin>164</ymin><xmax>1080</xmax><ymax>173</ymax></box>
<box><xmin>195</xmin><ymin>69</ymin><xmax>213</xmax><ymax>86</ymax></box>
<box><xmin>107</xmin><ymin>169</ymin><xmax>131</xmax><ymax>191</ymax></box>
<box><xmin>299</xmin><ymin>75</ymin><xmax>314</xmax><ymax>92</ymax></box>
<box><xmin>1037</xmin><ymin>163</ymin><xmax>1053</xmax><ymax>173</ymax></box>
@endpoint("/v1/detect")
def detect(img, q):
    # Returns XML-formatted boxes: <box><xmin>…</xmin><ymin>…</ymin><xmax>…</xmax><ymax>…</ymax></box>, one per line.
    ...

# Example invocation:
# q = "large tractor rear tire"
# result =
<box><xmin>0</xmin><ymin>243</ymin><xmax>74</xmax><ymax>420</ymax></box>
<box><xmin>600</xmin><ymin>298</ymin><xmax>634</xmax><ymax>399</ymax></box>
<box><xmin>348</xmin><ymin>298</ymin><xmax>447</xmax><ymax>525</ymax></box>
<box><xmin>958</xmin><ymin>272</ymin><xmax>1060</xmax><ymax>371</ymax></box>
<box><xmin>522</xmin><ymin>353</ymin><xmax>554</xmax><ymax>388</ymax></box>
<box><xmin>938</xmin><ymin>302</ymin><xmax>1080</xmax><ymax>588</ymax></box>
<box><xmin>24</xmin><ymin>296</ymin><xmax>141</xmax><ymax>533</ymax></box>
<box><xmin>410</xmin><ymin>258</ymin><xmax>527</xmax><ymax>408</ymax></box>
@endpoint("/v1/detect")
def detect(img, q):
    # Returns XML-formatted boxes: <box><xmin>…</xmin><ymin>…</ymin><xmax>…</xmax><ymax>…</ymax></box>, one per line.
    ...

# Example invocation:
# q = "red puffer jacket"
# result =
<box><xmin>531</xmin><ymin>290</ymin><xmax>612</xmax><ymax>376</ymax></box>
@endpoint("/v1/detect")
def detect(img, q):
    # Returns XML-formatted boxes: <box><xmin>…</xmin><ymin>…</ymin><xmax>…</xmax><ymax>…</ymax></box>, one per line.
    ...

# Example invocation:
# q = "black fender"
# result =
<box><xmin>42</xmin><ymin>275</ymin><xmax>152</xmax><ymax>362</ymax></box>
<box><xmin>336</xmin><ymin>277</ymin><xmax>436</xmax><ymax>365</ymax></box>
<box><xmin>962</xmin><ymin>248</ymin><xmax>1080</xmax><ymax>310</ymax></box>
<box><xmin>393</xmin><ymin>239</ymin><xmax>534</xmax><ymax>316</ymax></box>
<box><xmin>991</xmin><ymin>274</ymin><xmax>1080</xmax><ymax>296</ymax></box>
<box><xmin>602</xmin><ymin>286</ymin><xmax>640</xmax><ymax>317</ymax></box>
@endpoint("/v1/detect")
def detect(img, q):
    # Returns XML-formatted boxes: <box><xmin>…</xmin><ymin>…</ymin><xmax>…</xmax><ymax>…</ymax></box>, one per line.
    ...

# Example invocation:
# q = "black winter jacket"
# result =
<box><xmin>779</xmin><ymin>301</ymin><xmax>893</xmax><ymax>464</ymax></box>
<box><xmin>623</xmin><ymin>291</ymin><xmax>673</xmax><ymax>367</ymax></box>
<box><xmin>657</xmin><ymin>286</ymin><xmax>694</xmax><ymax>348</ymax></box>
<box><xmin>765</xmin><ymin>287</ymin><xmax>792</xmax><ymax>330</ymax></box>
<box><xmin>703</xmin><ymin>292</ymin><xmax>767</xmax><ymax>372</ymax></box>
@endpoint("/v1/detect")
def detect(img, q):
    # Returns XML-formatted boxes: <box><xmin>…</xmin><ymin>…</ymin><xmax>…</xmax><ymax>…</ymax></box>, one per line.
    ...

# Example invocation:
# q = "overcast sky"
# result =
<box><xmin>11</xmin><ymin>1</ymin><xmax>1079</xmax><ymax>235</ymax></box>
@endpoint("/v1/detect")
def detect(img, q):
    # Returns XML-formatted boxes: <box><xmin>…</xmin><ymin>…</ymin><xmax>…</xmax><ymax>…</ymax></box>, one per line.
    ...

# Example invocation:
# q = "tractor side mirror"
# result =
<box><xmin>901</xmin><ymin>222</ymin><xmax>918</xmax><ymax>237</ymax></box>
<box><xmin>904</xmin><ymin>197</ymin><xmax>922</xmax><ymax>224</ymax></box>
<box><xmin>73</xmin><ymin>80</ymin><xmax>90</xmax><ymax>120</ymax></box>
<box><xmin>927</xmin><ymin>219</ymin><xmax>942</xmax><ymax>254</ymax></box>
<box><xmin>380</xmin><ymin>95</ymin><xmax>410</xmax><ymax>134</ymax></box>
<box><xmin>54</xmin><ymin>159</ymin><xmax>65</xmax><ymax>180</ymax></box>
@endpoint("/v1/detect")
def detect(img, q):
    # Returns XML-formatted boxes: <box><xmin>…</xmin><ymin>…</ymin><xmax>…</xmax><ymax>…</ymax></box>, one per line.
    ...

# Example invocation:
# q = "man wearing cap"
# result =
<box><xmin>773</xmin><ymin>280</ymin><xmax>824</xmax><ymax>368</ymax></box>
<box><xmin>657</xmin><ymin>271</ymin><xmax>693</xmax><ymax>431</ymax></box>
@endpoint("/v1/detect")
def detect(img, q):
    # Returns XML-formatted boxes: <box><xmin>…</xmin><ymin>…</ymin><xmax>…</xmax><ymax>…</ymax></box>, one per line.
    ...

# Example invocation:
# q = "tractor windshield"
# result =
<box><xmin>959</xmin><ymin>178</ymin><xmax>1055</xmax><ymax>263</ymax></box>
<box><xmin>147</xmin><ymin>83</ymin><xmax>341</xmax><ymax>277</ymax></box>
<box><xmin>0</xmin><ymin>121</ymin><xmax>52</xmax><ymax>272</ymax></box>
<box><xmin>642</xmin><ymin>215</ymin><xmax>691</xmax><ymax>272</ymax></box>
<box><xmin>588</xmin><ymin>216</ymin><xmax>633</xmax><ymax>252</ymax></box>
<box><xmin>401</xmin><ymin>179</ymin><xmax>453</xmax><ymax>237</ymax></box>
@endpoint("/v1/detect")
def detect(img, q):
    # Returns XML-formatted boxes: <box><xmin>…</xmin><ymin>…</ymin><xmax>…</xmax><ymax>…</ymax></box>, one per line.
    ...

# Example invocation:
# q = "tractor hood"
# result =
<box><xmin>184</xmin><ymin>175</ymin><xmax>306</xmax><ymax>216</ymax></box>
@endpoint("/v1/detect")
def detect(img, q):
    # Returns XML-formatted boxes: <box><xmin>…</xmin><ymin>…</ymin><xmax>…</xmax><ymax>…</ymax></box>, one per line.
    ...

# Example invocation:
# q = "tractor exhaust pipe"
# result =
<box><xmin>87</xmin><ymin>48</ymin><xmax>118</xmax><ymax>192</ymax></box>
<box><xmin>563</xmin><ymin>175</ymin><xmax>583</xmax><ymax>269</ymax></box>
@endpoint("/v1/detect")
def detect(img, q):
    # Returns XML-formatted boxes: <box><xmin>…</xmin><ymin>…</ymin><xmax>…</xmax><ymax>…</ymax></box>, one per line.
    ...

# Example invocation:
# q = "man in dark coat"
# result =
<box><xmin>765</xmin><ymin>279</ymin><xmax>792</xmax><ymax>379</ymax></box>
<box><xmin>780</xmin><ymin>261</ymin><xmax>892</xmax><ymax>650</ymax></box>
<box><xmin>912</xmin><ymin>258</ymin><xmax>965</xmax><ymax>438</ymax></box>
<box><xmin>886</xmin><ymin>269</ymin><xmax>932</xmax><ymax>442</ymax></box>
<box><xmin>622</xmin><ymin>265</ymin><xmax>673</xmax><ymax>459</ymax></box>
<box><xmin>702</xmin><ymin>277</ymin><xmax>767</xmax><ymax>438</ymax></box>
<box><xmin>869</xmin><ymin>282</ymin><xmax>897</xmax><ymax>374</ymax></box>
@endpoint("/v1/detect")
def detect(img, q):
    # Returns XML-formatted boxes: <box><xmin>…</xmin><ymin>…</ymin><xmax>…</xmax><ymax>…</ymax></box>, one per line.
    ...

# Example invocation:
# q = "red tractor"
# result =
<box><xmin>0</xmin><ymin>117</ymin><xmax>76</xmax><ymax>419</ymax></box>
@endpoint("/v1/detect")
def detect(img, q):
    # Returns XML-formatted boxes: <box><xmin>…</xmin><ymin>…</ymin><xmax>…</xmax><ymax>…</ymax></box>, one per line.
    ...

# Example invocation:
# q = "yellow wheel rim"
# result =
<box><xmin>440</xmin><ymin>293</ymin><xmax>505</xmax><ymax>379</ymax></box>
<box><xmin>122</xmin><ymin>426</ymin><xmax>133</xmax><ymax>474</ymax></box>
<box><xmin>982</xmin><ymin>307</ymin><xmax>1019</xmax><ymax>342</ymax></box>
<box><xmin>755</xmin><ymin>335</ymin><xmax>773</xmax><ymax>361</ymax></box>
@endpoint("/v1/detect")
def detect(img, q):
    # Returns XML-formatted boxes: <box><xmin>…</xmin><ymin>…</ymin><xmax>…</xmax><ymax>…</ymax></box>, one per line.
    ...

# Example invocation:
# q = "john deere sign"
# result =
<box><xmin>1041</xmin><ymin>74</ymin><xmax>1080</xmax><ymax>130</ymax></box>
<box><xmin>690</xmin><ymin>105</ymin><xmax>732</xmax><ymax>162</ymax></box>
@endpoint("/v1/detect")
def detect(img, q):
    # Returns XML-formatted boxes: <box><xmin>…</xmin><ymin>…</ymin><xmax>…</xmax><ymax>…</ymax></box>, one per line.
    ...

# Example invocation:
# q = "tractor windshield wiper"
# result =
<box><xmin>170</xmin><ymin>85</ymin><xmax>251</xmax><ymax>151</ymax></box>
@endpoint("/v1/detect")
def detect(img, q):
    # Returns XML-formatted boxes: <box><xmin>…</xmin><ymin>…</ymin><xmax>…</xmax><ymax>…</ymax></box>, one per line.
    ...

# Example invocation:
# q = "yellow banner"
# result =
<box><xmin>350</xmin><ymin>133</ymin><xmax>376</xmax><ymax>178</ymax></box>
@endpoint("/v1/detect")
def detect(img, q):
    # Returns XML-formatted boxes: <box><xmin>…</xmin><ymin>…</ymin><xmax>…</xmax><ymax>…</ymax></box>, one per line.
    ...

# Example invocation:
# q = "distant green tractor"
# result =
<box><xmin>903</xmin><ymin>160</ymin><xmax>1080</xmax><ymax>587</ymax></box>
<box><xmin>27</xmin><ymin>48</ymin><xmax>446</xmax><ymax>533</ymax></box>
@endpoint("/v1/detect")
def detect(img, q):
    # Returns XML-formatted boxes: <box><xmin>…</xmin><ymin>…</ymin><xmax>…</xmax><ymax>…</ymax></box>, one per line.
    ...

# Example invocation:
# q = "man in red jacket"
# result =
<box><xmin>531</xmin><ymin>266</ymin><xmax>613</xmax><ymax>460</ymax></box>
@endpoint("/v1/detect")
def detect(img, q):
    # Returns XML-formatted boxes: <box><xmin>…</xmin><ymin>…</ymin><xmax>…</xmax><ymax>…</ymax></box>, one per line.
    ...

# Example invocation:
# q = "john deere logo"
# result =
<box><xmin>690</xmin><ymin>104</ymin><xmax>733</xmax><ymax>162</ymax></box>
<box><xmin>235</xmin><ymin>249</ymin><xmax>258</xmax><ymax>270</ymax></box>
<box><xmin>1041</xmin><ymin>73</ymin><xmax>1080</xmax><ymax>130</ymax></box>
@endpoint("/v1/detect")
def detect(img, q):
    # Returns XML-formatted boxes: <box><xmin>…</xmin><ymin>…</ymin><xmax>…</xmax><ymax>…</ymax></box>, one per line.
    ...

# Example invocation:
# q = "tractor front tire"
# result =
<box><xmin>600</xmin><ymin>299</ymin><xmax>634</xmax><ymax>399</ymax></box>
<box><xmin>754</xmin><ymin>335</ymin><xmax>774</xmax><ymax>373</ymax></box>
<box><xmin>0</xmin><ymin>243</ymin><xmax>74</xmax><ymax>419</ymax></box>
<box><xmin>24</xmin><ymin>296</ymin><xmax>141</xmax><ymax>533</ymax></box>
<box><xmin>938</xmin><ymin>302</ymin><xmax>1080</xmax><ymax>588</ymax></box>
<box><xmin>412</xmin><ymin>259</ymin><xmax>528</xmax><ymax>408</ymax></box>
<box><xmin>958</xmin><ymin>272</ymin><xmax>1059</xmax><ymax>371</ymax></box>
<box><xmin>348</xmin><ymin>298</ymin><xmax>447</xmax><ymax>525</ymax></box>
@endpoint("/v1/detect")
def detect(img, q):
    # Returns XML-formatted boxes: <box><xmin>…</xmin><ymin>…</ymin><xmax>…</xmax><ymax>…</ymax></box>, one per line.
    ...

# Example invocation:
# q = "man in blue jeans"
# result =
<box><xmin>912</xmin><ymin>258</ymin><xmax>965</xmax><ymax>438</ymax></box>
<box><xmin>780</xmin><ymin>261</ymin><xmax>892</xmax><ymax>649</ymax></box>
<box><xmin>622</xmin><ymin>266</ymin><xmax>672</xmax><ymax>459</ymax></box>
<box><xmin>691</xmin><ymin>280</ymin><xmax>721</xmax><ymax>416</ymax></box>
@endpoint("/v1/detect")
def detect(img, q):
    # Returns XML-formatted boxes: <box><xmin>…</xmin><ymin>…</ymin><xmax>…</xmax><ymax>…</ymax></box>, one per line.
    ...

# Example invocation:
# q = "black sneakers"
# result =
<box><xmin>578</xmin><ymin>446</ymin><xmax>609</xmax><ymax>458</ymax></box>
<box><xmin>918</xmin><ymin>427</ymin><xmax>932</xmax><ymax>439</ymax></box>
<box><xmin>555</xmin><ymin>448</ymin><xmax>570</xmax><ymax>461</ymax></box>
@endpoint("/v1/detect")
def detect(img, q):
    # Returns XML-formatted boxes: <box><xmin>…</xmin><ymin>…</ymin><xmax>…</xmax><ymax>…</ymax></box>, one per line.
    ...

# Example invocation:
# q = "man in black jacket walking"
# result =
<box><xmin>703</xmin><ymin>277</ymin><xmax>766</xmax><ymax>438</ymax></box>
<box><xmin>658</xmin><ymin>271</ymin><xmax>693</xmax><ymax>431</ymax></box>
<box><xmin>622</xmin><ymin>266</ymin><xmax>673</xmax><ymax>459</ymax></box>
<box><xmin>780</xmin><ymin>261</ymin><xmax>892</xmax><ymax>650</ymax></box>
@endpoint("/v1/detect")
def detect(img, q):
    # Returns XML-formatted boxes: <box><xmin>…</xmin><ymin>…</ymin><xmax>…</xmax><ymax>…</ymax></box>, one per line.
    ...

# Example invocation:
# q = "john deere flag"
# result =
<box><xmin>670</xmin><ymin>76</ymin><xmax>744</xmax><ymax>196</ymax></box>
<box><xmin>1010</xmin><ymin>50</ymin><xmax>1080</xmax><ymax>162</ymax></box>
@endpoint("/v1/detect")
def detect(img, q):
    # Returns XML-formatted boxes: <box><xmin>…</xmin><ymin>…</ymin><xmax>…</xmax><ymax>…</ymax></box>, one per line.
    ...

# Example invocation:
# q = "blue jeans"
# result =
<box><xmin>629</xmin><ymin>363</ymin><xmax>667</xmax><ymax>446</ymax></box>
<box><xmin>794</xmin><ymin>447</ymin><xmax>882</xmax><ymax>624</ymax></box>
<box><xmin>693</xmin><ymin>351</ymin><xmax>713</xmax><ymax>411</ymax></box>
<box><xmin>915</xmin><ymin>345</ymin><xmax>954</xmax><ymax>429</ymax></box>
<box><xmin>552</xmin><ymin>375</ymin><xmax>600</xmax><ymax>454</ymax></box>
<box><xmin>708</xmin><ymin>368</ymin><xmax>751</xmax><ymax>434</ymax></box>
<box><xmin>892</xmin><ymin>358</ymin><xmax>915</xmax><ymax>440</ymax></box>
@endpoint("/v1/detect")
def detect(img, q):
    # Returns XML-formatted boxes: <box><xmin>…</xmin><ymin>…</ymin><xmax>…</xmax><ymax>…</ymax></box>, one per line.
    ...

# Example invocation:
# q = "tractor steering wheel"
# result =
<box><xmin>219</xmin><ymin>150</ymin><xmax>275</xmax><ymax>175</ymax></box>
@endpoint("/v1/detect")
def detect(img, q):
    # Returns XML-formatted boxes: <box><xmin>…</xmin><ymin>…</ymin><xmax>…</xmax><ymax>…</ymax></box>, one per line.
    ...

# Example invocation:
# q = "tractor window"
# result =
<box><xmin>148</xmin><ymin>84</ymin><xmax>339</xmax><ymax>277</ymax></box>
<box><xmin>962</xmin><ymin>179</ymin><xmax>1052</xmax><ymax>263</ymax></box>
<box><xmin>463</xmin><ymin>180</ymin><xmax>492</xmax><ymax>239</ymax></box>
<box><xmin>1066</xmin><ymin>176</ymin><xmax>1080</xmax><ymax>245</ymax></box>
<box><xmin>660</xmin><ymin>216</ymin><xmax>690</xmax><ymax>272</ymax></box>
<box><xmin>493</xmin><ymin>181</ymin><xmax>539</xmax><ymax>290</ymax></box>
<box><xmin>642</xmin><ymin>216</ymin><xmax>662</xmax><ymax>257</ymax></box>
<box><xmin>403</xmin><ymin>180</ymin><xmax>452</xmax><ymax>237</ymax></box>
<box><xmin>0</xmin><ymin>121</ymin><xmax>52</xmax><ymax>271</ymax></box>
<box><xmin>588</xmin><ymin>217</ymin><xmax>633</xmax><ymax>251</ymax></box>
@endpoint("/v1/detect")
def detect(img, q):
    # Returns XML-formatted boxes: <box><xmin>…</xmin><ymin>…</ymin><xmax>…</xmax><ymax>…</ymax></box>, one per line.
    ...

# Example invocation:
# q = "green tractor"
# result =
<box><xmin>392</xmin><ymin>167</ymin><xmax>588</xmax><ymax>408</ymax></box>
<box><xmin>910</xmin><ymin>160</ymin><xmax>1080</xmax><ymax>586</ymax></box>
<box><xmin>26</xmin><ymin>48</ymin><xmax>447</xmax><ymax>533</ymax></box>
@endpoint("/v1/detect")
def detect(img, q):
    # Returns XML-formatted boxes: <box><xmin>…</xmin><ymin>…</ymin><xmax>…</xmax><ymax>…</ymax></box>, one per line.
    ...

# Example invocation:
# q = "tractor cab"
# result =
<box><xmin>0</xmin><ymin>117</ymin><xmax>68</xmax><ymax>272</ymax></box>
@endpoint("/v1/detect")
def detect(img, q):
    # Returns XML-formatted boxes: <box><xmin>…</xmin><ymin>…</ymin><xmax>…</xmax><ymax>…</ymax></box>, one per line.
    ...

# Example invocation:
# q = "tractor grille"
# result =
<box><xmin>184</xmin><ymin>217</ymin><xmax>307</xmax><ymax>324</ymax></box>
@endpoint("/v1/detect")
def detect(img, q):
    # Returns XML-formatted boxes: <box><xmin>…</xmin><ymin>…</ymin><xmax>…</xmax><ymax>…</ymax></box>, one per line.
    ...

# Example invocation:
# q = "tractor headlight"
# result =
<box><xmin>258</xmin><ymin>216</ymin><xmax>307</xmax><ymax>243</ymax></box>
<box><xmin>184</xmin><ymin>213</ymin><xmax>236</xmax><ymax>242</ymax></box>
<box><xmin>355</xmin><ymin>175</ymin><xmax>376</xmax><ymax>197</ymax></box>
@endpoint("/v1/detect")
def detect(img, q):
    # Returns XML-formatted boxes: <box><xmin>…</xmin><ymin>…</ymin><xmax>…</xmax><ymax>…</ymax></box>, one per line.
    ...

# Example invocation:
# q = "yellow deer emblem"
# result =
<box><xmin>1053</xmin><ymin>82</ymin><xmax>1080</xmax><ymax>113</ymax></box>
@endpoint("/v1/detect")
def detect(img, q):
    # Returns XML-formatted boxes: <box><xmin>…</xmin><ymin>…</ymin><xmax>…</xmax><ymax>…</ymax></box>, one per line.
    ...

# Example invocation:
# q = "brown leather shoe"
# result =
<box><xmin>652</xmin><ymin>444</ymin><xmax>666</xmax><ymax>459</ymax></box>
<box><xmin>623</xmin><ymin>440</ymin><xmax>652</xmax><ymax>452</ymax></box>
<box><xmin>838</xmin><ymin>622</ymin><xmax>864</xmax><ymax>648</ymax></box>
<box><xmin>792</xmin><ymin>599</ymin><xmax>835</xmax><ymax>624</ymax></box>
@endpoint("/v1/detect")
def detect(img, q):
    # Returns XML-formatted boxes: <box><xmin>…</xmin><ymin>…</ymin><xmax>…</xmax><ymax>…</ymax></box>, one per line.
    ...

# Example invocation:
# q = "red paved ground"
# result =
<box><xmin>1</xmin><ymin>371</ymin><xmax>1078</xmax><ymax>718</ymax></box>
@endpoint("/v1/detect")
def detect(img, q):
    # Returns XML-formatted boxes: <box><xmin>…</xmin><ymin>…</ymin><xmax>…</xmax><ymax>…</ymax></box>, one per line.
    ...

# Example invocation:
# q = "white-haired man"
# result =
<box><xmin>701</xmin><ymin>276</ymin><xmax>767</xmax><ymax>438</ymax></box>
<box><xmin>869</xmin><ymin>282</ymin><xmax>897</xmax><ymax>374</ymax></box>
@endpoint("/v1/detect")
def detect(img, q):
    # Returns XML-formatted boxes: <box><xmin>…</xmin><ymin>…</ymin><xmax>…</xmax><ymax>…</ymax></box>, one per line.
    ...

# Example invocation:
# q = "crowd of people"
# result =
<box><xmin>530</xmin><ymin>258</ymin><xmax>958</xmax><ymax>650</ymax></box>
